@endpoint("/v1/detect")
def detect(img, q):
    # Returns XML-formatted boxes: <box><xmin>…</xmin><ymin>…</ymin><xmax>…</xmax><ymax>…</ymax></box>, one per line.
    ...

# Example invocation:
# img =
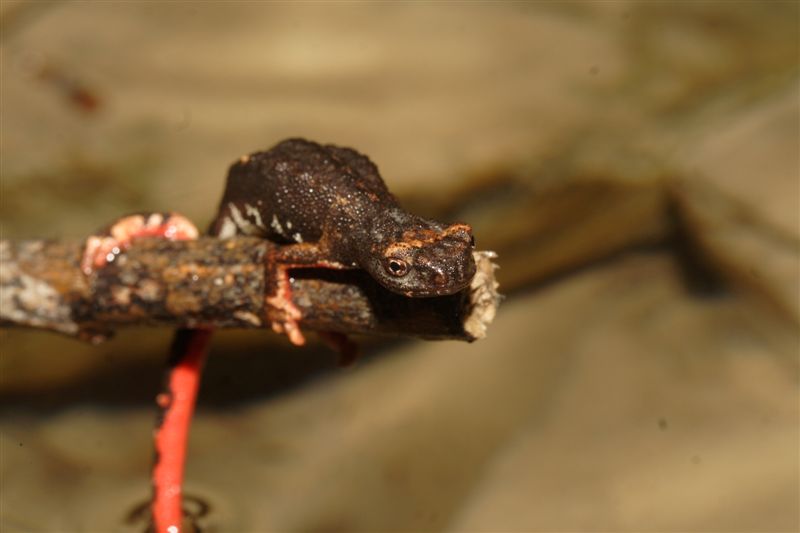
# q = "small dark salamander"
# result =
<box><xmin>210</xmin><ymin>138</ymin><xmax>476</xmax><ymax>344</ymax></box>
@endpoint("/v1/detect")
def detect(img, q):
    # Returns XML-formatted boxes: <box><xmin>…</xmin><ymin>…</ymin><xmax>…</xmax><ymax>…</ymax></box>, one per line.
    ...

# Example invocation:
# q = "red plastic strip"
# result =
<box><xmin>151</xmin><ymin>328</ymin><xmax>213</xmax><ymax>533</ymax></box>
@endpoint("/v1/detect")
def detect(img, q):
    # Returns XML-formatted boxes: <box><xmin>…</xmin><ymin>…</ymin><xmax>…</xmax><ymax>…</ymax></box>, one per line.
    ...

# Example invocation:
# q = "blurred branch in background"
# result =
<box><xmin>407</xmin><ymin>163</ymin><xmax>799</xmax><ymax>327</ymax></box>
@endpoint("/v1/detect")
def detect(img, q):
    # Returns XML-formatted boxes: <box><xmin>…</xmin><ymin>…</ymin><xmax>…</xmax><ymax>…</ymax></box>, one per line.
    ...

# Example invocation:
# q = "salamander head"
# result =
<box><xmin>363</xmin><ymin>213</ymin><xmax>477</xmax><ymax>297</ymax></box>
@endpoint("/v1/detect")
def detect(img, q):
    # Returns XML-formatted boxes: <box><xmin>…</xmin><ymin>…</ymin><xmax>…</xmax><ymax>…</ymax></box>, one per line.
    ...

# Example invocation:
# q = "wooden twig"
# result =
<box><xmin>0</xmin><ymin>237</ymin><xmax>500</xmax><ymax>343</ymax></box>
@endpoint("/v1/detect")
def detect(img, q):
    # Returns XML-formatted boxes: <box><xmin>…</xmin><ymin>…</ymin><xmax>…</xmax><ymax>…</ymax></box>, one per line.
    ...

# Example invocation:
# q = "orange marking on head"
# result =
<box><xmin>383</xmin><ymin>223</ymin><xmax>473</xmax><ymax>257</ymax></box>
<box><xmin>443</xmin><ymin>223</ymin><xmax>472</xmax><ymax>236</ymax></box>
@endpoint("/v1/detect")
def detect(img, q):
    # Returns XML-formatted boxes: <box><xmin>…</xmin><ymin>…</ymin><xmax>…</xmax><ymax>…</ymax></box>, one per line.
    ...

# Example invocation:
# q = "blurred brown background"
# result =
<box><xmin>1</xmin><ymin>2</ymin><xmax>798</xmax><ymax>532</ymax></box>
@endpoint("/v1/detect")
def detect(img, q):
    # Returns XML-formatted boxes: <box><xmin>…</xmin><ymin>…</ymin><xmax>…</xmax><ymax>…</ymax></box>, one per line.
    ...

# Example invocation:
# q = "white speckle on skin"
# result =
<box><xmin>244</xmin><ymin>204</ymin><xmax>265</xmax><ymax>229</ymax></box>
<box><xmin>293</xmin><ymin>232</ymin><xmax>303</xmax><ymax>243</ymax></box>
<box><xmin>217</xmin><ymin>217</ymin><xmax>237</xmax><ymax>239</ymax></box>
<box><xmin>271</xmin><ymin>214</ymin><xmax>286</xmax><ymax>237</ymax></box>
<box><xmin>228</xmin><ymin>203</ymin><xmax>259</xmax><ymax>235</ymax></box>
<box><xmin>286</xmin><ymin>220</ymin><xmax>292</xmax><ymax>230</ymax></box>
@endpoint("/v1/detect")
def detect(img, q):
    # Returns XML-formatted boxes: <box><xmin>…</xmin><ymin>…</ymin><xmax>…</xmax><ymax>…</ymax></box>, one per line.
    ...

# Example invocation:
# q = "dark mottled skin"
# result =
<box><xmin>211</xmin><ymin>138</ymin><xmax>476</xmax><ymax>297</ymax></box>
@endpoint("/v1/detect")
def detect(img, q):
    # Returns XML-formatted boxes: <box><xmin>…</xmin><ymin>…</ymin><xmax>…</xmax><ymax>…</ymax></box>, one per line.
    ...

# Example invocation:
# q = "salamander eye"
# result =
<box><xmin>387</xmin><ymin>259</ymin><xmax>409</xmax><ymax>277</ymax></box>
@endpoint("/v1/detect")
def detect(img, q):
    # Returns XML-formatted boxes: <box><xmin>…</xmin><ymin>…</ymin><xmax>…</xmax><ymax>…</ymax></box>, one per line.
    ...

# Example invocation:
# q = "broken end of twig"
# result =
<box><xmin>0</xmin><ymin>240</ymin><xmax>82</xmax><ymax>336</ymax></box>
<box><xmin>464</xmin><ymin>250</ymin><xmax>501</xmax><ymax>341</ymax></box>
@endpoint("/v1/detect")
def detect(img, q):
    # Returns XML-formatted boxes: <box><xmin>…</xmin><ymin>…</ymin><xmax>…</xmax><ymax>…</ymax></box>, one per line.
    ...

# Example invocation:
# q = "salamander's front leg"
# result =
<box><xmin>266</xmin><ymin>243</ymin><xmax>350</xmax><ymax>346</ymax></box>
<box><xmin>81</xmin><ymin>212</ymin><xmax>199</xmax><ymax>275</ymax></box>
<box><xmin>266</xmin><ymin>261</ymin><xmax>306</xmax><ymax>346</ymax></box>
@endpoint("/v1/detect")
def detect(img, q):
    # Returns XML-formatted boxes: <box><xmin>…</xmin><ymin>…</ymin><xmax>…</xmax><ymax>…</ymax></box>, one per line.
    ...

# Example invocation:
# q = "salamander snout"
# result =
<box><xmin>413</xmin><ymin>225</ymin><xmax>476</xmax><ymax>295</ymax></box>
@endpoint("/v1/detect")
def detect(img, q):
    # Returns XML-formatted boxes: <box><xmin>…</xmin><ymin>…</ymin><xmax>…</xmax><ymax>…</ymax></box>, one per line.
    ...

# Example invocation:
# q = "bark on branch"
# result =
<box><xmin>0</xmin><ymin>238</ymin><xmax>500</xmax><ymax>343</ymax></box>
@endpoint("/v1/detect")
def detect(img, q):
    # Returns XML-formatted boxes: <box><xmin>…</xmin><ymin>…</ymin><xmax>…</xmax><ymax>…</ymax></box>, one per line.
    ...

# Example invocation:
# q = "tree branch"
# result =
<box><xmin>0</xmin><ymin>238</ymin><xmax>500</xmax><ymax>343</ymax></box>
